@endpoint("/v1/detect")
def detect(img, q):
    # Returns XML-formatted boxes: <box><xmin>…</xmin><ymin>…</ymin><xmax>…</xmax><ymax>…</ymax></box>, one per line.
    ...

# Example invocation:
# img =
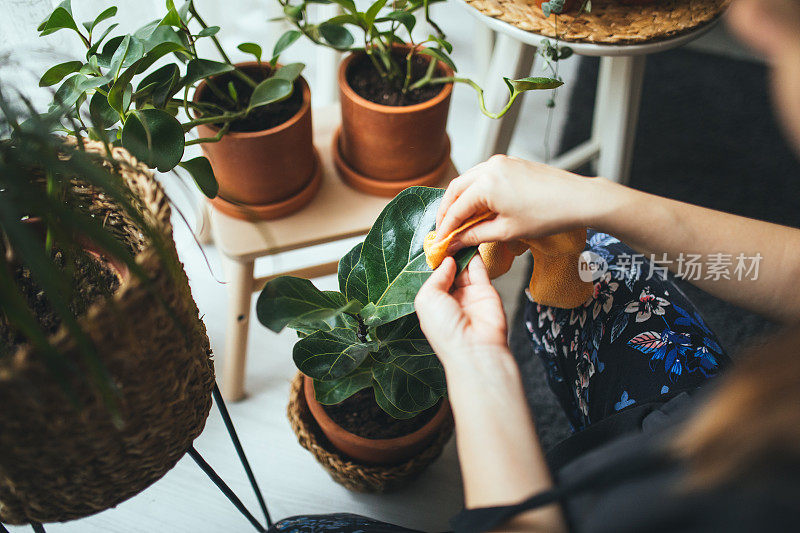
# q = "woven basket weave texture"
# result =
<box><xmin>0</xmin><ymin>140</ymin><xmax>215</xmax><ymax>524</ymax></box>
<box><xmin>287</xmin><ymin>372</ymin><xmax>453</xmax><ymax>493</ymax></box>
<box><xmin>463</xmin><ymin>0</ymin><xmax>729</xmax><ymax>44</ymax></box>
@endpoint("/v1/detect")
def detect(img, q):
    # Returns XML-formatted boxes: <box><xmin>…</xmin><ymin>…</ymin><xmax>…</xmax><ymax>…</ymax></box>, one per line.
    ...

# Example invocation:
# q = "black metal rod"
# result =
<box><xmin>31</xmin><ymin>523</ymin><xmax>45</xmax><ymax>533</ymax></box>
<box><xmin>188</xmin><ymin>446</ymin><xmax>266</xmax><ymax>533</ymax></box>
<box><xmin>213</xmin><ymin>383</ymin><xmax>272</xmax><ymax>527</ymax></box>
<box><xmin>0</xmin><ymin>523</ymin><xmax>8</xmax><ymax>533</ymax></box>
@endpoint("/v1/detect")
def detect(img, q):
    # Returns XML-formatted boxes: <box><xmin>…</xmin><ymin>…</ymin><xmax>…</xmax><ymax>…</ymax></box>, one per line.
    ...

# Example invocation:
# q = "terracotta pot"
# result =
<box><xmin>303</xmin><ymin>375</ymin><xmax>452</xmax><ymax>465</ymax></box>
<box><xmin>335</xmin><ymin>48</ymin><xmax>454</xmax><ymax>197</ymax></box>
<box><xmin>194</xmin><ymin>62</ymin><xmax>321</xmax><ymax>220</ymax></box>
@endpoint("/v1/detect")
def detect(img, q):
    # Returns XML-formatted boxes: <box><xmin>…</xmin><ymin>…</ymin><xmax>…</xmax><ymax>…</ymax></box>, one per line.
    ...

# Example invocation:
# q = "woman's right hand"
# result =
<box><xmin>435</xmin><ymin>154</ymin><xmax>616</xmax><ymax>249</ymax></box>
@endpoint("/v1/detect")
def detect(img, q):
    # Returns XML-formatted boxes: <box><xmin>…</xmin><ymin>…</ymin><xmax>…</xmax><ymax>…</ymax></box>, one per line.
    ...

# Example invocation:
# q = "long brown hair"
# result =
<box><xmin>673</xmin><ymin>328</ymin><xmax>800</xmax><ymax>487</ymax></box>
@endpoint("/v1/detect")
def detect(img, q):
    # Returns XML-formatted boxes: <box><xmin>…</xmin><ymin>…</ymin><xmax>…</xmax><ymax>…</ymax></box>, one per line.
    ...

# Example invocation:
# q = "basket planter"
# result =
<box><xmin>287</xmin><ymin>373</ymin><xmax>454</xmax><ymax>492</ymax></box>
<box><xmin>194</xmin><ymin>62</ymin><xmax>321</xmax><ymax>221</ymax></box>
<box><xmin>333</xmin><ymin>47</ymin><xmax>454</xmax><ymax>197</ymax></box>
<box><xmin>0</xmin><ymin>141</ymin><xmax>215</xmax><ymax>525</ymax></box>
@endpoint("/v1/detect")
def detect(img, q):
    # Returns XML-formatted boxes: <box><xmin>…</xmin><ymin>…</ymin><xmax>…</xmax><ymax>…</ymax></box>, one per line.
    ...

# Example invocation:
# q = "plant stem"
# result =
<box><xmin>186</xmin><ymin>122</ymin><xmax>230</xmax><ymax>145</ymax></box>
<box><xmin>428</xmin><ymin>76</ymin><xmax>517</xmax><ymax>119</ymax></box>
<box><xmin>182</xmin><ymin>110</ymin><xmax>246</xmax><ymax>130</ymax></box>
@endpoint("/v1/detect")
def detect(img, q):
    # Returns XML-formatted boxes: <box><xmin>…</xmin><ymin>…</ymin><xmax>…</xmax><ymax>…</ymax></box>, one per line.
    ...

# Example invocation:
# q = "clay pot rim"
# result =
<box><xmin>303</xmin><ymin>374</ymin><xmax>451</xmax><ymax>451</ymax></box>
<box><xmin>338</xmin><ymin>46</ymin><xmax>455</xmax><ymax>114</ymax></box>
<box><xmin>193</xmin><ymin>61</ymin><xmax>311</xmax><ymax>139</ymax></box>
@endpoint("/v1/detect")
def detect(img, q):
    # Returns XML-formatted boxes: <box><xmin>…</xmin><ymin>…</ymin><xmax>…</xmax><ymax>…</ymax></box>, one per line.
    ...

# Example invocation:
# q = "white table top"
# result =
<box><xmin>456</xmin><ymin>0</ymin><xmax>720</xmax><ymax>56</ymax></box>
<box><xmin>210</xmin><ymin>105</ymin><xmax>458</xmax><ymax>261</ymax></box>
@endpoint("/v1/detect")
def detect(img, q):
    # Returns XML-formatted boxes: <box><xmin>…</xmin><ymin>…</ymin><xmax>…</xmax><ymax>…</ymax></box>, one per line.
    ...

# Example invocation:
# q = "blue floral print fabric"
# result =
<box><xmin>524</xmin><ymin>230</ymin><xmax>731</xmax><ymax>431</ymax></box>
<box><xmin>269</xmin><ymin>513</ymin><xmax>422</xmax><ymax>532</ymax></box>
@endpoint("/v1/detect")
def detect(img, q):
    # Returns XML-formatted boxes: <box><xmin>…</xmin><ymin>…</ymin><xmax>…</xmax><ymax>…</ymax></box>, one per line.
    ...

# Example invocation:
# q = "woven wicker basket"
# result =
<box><xmin>287</xmin><ymin>373</ymin><xmax>453</xmax><ymax>493</ymax></box>
<box><xmin>0</xmin><ymin>140</ymin><xmax>215</xmax><ymax>525</ymax></box>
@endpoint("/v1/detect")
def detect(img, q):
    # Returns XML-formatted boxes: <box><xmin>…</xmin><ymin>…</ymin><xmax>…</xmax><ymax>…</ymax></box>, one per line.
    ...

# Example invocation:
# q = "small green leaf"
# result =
<box><xmin>136</xmin><ymin>63</ymin><xmax>180</xmax><ymax>108</ymax></box>
<box><xmin>377</xmin><ymin>11</ymin><xmax>416</xmax><ymax>33</ymax></box>
<box><xmin>328</xmin><ymin>0</ymin><xmax>357</xmax><ymax>12</ymax></box>
<box><xmin>39</xmin><ymin>61</ymin><xmax>83</xmax><ymax>87</ymax></box>
<box><xmin>272</xmin><ymin>30</ymin><xmax>301</xmax><ymax>62</ymax></box>
<box><xmin>505</xmin><ymin>76</ymin><xmax>563</xmax><ymax>93</ymax></box>
<box><xmin>313</xmin><ymin>366</ymin><xmax>373</xmax><ymax>404</ymax></box>
<box><xmin>428</xmin><ymin>34</ymin><xmax>453</xmax><ymax>54</ymax></box>
<box><xmin>182</xmin><ymin>59</ymin><xmax>235</xmax><ymax>87</ymax></box>
<box><xmin>283</xmin><ymin>4</ymin><xmax>304</xmax><ymax>19</ymax></box>
<box><xmin>197</xmin><ymin>26</ymin><xmax>220</xmax><ymax>37</ymax></box>
<box><xmin>121</xmin><ymin>108</ymin><xmax>185</xmax><ymax>171</ymax></box>
<box><xmin>293</xmin><ymin>328</ymin><xmax>378</xmax><ymax>381</ymax></box>
<box><xmin>179</xmin><ymin>156</ymin><xmax>218</xmax><ymax>198</ymax></box>
<box><xmin>319</xmin><ymin>23</ymin><xmax>354</xmax><ymax>49</ymax></box>
<box><xmin>38</xmin><ymin>0</ymin><xmax>79</xmax><ymax>36</ymax></box>
<box><xmin>87</xmin><ymin>24</ymin><xmax>119</xmax><ymax>57</ymax></box>
<box><xmin>273</xmin><ymin>63</ymin><xmax>305</xmax><ymax>83</ymax></box>
<box><xmin>418</xmin><ymin>47</ymin><xmax>457</xmax><ymax>73</ymax></box>
<box><xmin>248</xmin><ymin>77</ymin><xmax>293</xmax><ymax>111</ymax></box>
<box><xmin>365</xmin><ymin>0</ymin><xmax>388</xmax><ymax>27</ymax></box>
<box><xmin>88</xmin><ymin>6</ymin><xmax>117</xmax><ymax>33</ymax></box>
<box><xmin>237</xmin><ymin>42</ymin><xmax>263</xmax><ymax>63</ymax></box>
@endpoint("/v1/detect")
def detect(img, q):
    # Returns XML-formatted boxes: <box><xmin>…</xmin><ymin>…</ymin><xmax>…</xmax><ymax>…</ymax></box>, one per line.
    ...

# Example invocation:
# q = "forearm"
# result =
<box><xmin>443</xmin><ymin>347</ymin><xmax>566</xmax><ymax>532</ymax></box>
<box><xmin>586</xmin><ymin>179</ymin><xmax>800</xmax><ymax>323</ymax></box>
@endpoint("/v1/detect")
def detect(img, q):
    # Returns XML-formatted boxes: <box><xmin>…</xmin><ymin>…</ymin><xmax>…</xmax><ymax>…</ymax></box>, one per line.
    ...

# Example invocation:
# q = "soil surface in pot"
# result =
<box><xmin>347</xmin><ymin>52</ymin><xmax>444</xmax><ymax>107</ymax></box>
<box><xmin>322</xmin><ymin>388</ymin><xmax>441</xmax><ymax>439</ymax></box>
<box><xmin>0</xmin><ymin>248</ymin><xmax>120</xmax><ymax>356</ymax></box>
<box><xmin>200</xmin><ymin>67</ymin><xmax>304</xmax><ymax>132</ymax></box>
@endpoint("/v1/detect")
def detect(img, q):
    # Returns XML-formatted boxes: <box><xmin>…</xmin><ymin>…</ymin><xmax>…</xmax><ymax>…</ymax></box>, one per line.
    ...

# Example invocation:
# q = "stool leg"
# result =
<box><xmin>593</xmin><ymin>55</ymin><xmax>646</xmax><ymax>184</ymax></box>
<box><xmin>471</xmin><ymin>34</ymin><xmax>537</xmax><ymax>167</ymax></box>
<box><xmin>473</xmin><ymin>25</ymin><xmax>496</xmax><ymax>86</ymax></box>
<box><xmin>222</xmin><ymin>256</ymin><xmax>255</xmax><ymax>402</ymax></box>
<box><xmin>196</xmin><ymin>200</ymin><xmax>213</xmax><ymax>245</ymax></box>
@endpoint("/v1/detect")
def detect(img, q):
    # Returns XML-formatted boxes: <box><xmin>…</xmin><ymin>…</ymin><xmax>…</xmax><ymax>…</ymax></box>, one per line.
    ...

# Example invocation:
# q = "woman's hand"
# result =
<box><xmin>435</xmin><ymin>154</ymin><xmax>615</xmax><ymax>250</ymax></box>
<box><xmin>415</xmin><ymin>255</ymin><xmax>508</xmax><ymax>366</ymax></box>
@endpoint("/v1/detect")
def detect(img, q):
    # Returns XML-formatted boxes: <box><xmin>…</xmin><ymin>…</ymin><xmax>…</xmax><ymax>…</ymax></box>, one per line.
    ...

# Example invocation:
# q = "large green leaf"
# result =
<box><xmin>313</xmin><ymin>365</ymin><xmax>372</xmax><ymax>404</ymax></box>
<box><xmin>121</xmin><ymin>108</ymin><xmax>185</xmax><ymax>171</ymax></box>
<box><xmin>371</xmin><ymin>352</ymin><xmax>446</xmax><ymax>418</ymax></box>
<box><xmin>248</xmin><ymin>77</ymin><xmax>293</xmax><ymax>111</ymax></box>
<box><xmin>182</xmin><ymin>59</ymin><xmax>235</xmax><ymax>87</ymax></box>
<box><xmin>38</xmin><ymin>0</ymin><xmax>78</xmax><ymax>36</ymax></box>
<box><xmin>319</xmin><ymin>23</ymin><xmax>355</xmax><ymax>49</ymax></box>
<box><xmin>343</xmin><ymin>186</ymin><xmax>477</xmax><ymax>327</ymax></box>
<box><xmin>257</xmin><ymin>276</ymin><xmax>362</xmax><ymax>333</ymax></box>
<box><xmin>39</xmin><ymin>61</ymin><xmax>84</xmax><ymax>87</ymax></box>
<box><xmin>89</xmin><ymin>90</ymin><xmax>118</xmax><ymax>127</ymax></box>
<box><xmin>294</xmin><ymin>328</ymin><xmax>378</xmax><ymax>381</ymax></box>
<box><xmin>179</xmin><ymin>156</ymin><xmax>218</xmax><ymax>198</ymax></box>
<box><xmin>135</xmin><ymin>63</ymin><xmax>181</xmax><ymax>108</ymax></box>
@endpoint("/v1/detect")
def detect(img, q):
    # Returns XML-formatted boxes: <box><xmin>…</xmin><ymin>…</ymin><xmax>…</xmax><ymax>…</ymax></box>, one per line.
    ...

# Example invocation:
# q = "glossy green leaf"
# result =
<box><xmin>365</xmin><ymin>0</ymin><xmax>388</xmax><ymax>27</ymax></box>
<box><xmin>86</xmin><ymin>23</ymin><xmax>119</xmax><ymax>56</ymax></box>
<box><xmin>238</xmin><ymin>42</ymin><xmax>263</xmax><ymax>63</ymax></box>
<box><xmin>52</xmin><ymin>74</ymin><xmax>107</xmax><ymax>111</ymax></box>
<box><xmin>39</xmin><ymin>61</ymin><xmax>84</xmax><ymax>87</ymax></box>
<box><xmin>272</xmin><ymin>30</ymin><xmax>301</xmax><ymax>62</ymax></box>
<box><xmin>372</xmin><ymin>352</ymin><xmax>446</xmax><ymax>418</ymax></box>
<box><xmin>182</xmin><ymin>59</ymin><xmax>235</xmax><ymax>87</ymax></box>
<box><xmin>135</xmin><ymin>63</ymin><xmax>180</xmax><ymax>108</ymax></box>
<box><xmin>338</xmin><ymin>241</ymin><xmax>368</xmax><ymax>304</ymax></box>
<box><xmin>293</xmin><ymin>328</ymin><xmax>378</xmax><ymax>381</ymax></box>
<box><xmin>343</xmin><ymin>187</ymin><xmax>477</xmax><ymax>327</ymax></box>
<box><xmin>256</xmin><ymin>276</ymin><xmax>362</xmax><ymax>333</ymax></box>
<box><xmin>273</xmin><ymin>63</ymin><xmax>305</xmax><ymax>82</ymax></box>
<box><xmin>418</xmin><ymin>47</ymin><xmax>456</xmax><ymax>73</ymax></box>
<box><xmin>38</xmin><ymin>1</ymin><xmax>78</xmax><ymax>36</ymax></box>
<box><xmin>313</xmin><ymin>366</ymin><xmax>372</xmax><ymax>404</ymax></box>
<box><xmin>375</xmin><ymin>314</ymin><xmax>434</xmax><ymax>357</ymax></box>
<box><xmin>89</xmin><ymin>90</ymin><xmax>119</xmax><ymax>127</ymax></box>
<box><xmin>95</xmin><ymin>35</ymin><xmax>124</xmax><ymax>67</ymax></box>
<box><xmin>428</xmin><ymin>34</ymin><xmax>453</xmax><ymax>54</ymax></box>
<box><xmin>179</xmin><ymin>156</ymin><xmax>218</xmax><ymax>199</ymax></box>
<box><xmin>121</xmin><ymin>108</ymin><xmax>185</xmax><ymax>171</ymax></box>
<box><xmin>377</xmin><ymin>11</ymin><xmax>416</xmax><ymax>33</ymax></box>
<box><xmin>248</xmin><ymin>77</ymin><xmax>293</xmax><ymax>111</ymax></box>
<box><xmin>293</xmin><ymin>312</ymin><xmax>359</xmax><ymax>337</ymax></box>
<box><xmin>88</xmin><ymin>6</ymin><xmax>117</xmax><ymax>33</ymax></box>
<box><xmin>197</xmin><ymin>26</ymin><xmax>220</xmax><ymax>37</ymax></box>
<box><xmin>109</xmin><ymin>35</ymin><xmax>145</xmax><ymax>74</ymax></box>
<box><xmin>319</xmin><ymin>23</ymin><xmax>355</xmax><ymax>49</ymax></box>
<box><xmin>137</xmin><ymin>41</ymin><xmax>189</xmax><ymax>72</ymax></box>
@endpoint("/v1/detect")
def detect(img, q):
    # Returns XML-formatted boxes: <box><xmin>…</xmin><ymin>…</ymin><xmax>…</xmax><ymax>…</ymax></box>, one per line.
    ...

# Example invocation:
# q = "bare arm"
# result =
<box><xmin>415</xmin><ymin>257</ymin><xmax>566</xmax><ymax>532</ymax></box>
<box><xmin>435</xmin><ymin>155</ymin><xmax>800</xmax><ymax>324</ymax></box>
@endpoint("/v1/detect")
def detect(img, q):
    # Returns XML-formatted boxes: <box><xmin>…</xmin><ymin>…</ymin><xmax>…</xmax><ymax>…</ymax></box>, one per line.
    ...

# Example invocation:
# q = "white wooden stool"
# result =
<box><xmin>458</xmin><ymin>0</ymin><xmax>720</xmax><ymax>183</ymax></box>
<box><xmin>207</xmin><ymin>106</ymin><xmax>458</xmax><ymax>401</ymax></box>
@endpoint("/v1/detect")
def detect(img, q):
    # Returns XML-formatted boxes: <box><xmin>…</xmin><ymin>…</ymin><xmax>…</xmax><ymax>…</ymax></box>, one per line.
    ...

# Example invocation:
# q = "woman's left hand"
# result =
<box><xmin>415</xmin><ymin>255</ymin><xmax>508</xmax><ymax>367</ymax></box>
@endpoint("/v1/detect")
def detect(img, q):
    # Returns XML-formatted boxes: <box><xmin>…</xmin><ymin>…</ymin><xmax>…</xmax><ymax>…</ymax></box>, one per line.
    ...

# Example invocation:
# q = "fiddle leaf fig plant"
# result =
<box><xmin>257</xmin><ymin>187</ymin><xmax>476</xmax><ymax>418</ymax></box>
<box><xmin>36</xmin><ymin>0</ymin><xmax>304</xmax><ymax>197</ymax></box>
<box><xmin>275</xmin><ymin>0</ymin><xmax>563</xmax><ymax>117</ymax></box>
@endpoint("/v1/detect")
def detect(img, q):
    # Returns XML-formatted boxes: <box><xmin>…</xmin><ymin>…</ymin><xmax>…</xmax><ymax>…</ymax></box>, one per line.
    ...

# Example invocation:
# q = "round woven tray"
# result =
<box><xmin>463</xmin><ymin>0</ymin><xmax>729</xmax><ymax>44</ymax></box>
<box><xmin>0</xmin><ymin>140</ymin><xmax>215</xmax><ymax>524</ymax></box>
<box><xmin>287</xmin><ymin>373</ymin><xmax>454</xmax><ymax>492</ymax></box>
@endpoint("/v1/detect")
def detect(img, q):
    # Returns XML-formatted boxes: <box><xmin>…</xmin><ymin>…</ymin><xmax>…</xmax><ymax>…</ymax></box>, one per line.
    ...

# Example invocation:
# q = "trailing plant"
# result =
<box><xmin>257</xmin><ymin>187</ymin><xmax>476</xmax><ymax>418</ymax></box>
<box><xmin>275</xmin><ymin>0</ymin><xmax>563</xmax><ymax>117</ymax></box>
<box><xmin>0</xmin><ymin>88</ymin><xmax>181</xmax><ymax>422</ymax></box>
<box><xmin>36</xmin><ymin>0</ymin><xmax>305</xmax><ymax>197</ymax></box>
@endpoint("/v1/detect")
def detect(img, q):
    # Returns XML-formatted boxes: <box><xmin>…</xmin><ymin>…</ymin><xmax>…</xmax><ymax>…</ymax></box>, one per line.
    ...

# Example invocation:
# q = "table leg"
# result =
<box><xmin>471</xmin><ymin>34</ymin><xmax>537</xmax><ymax>167</ymax></box>
<box><xmin>221</xmin><ymin>256</ymin><xmax>255</xmax><ymax>402</ymax></box>
<box><xmin>593</xmin><ymin>55</ymin><xmax>646</xmax><ymax>184</ymax></box>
